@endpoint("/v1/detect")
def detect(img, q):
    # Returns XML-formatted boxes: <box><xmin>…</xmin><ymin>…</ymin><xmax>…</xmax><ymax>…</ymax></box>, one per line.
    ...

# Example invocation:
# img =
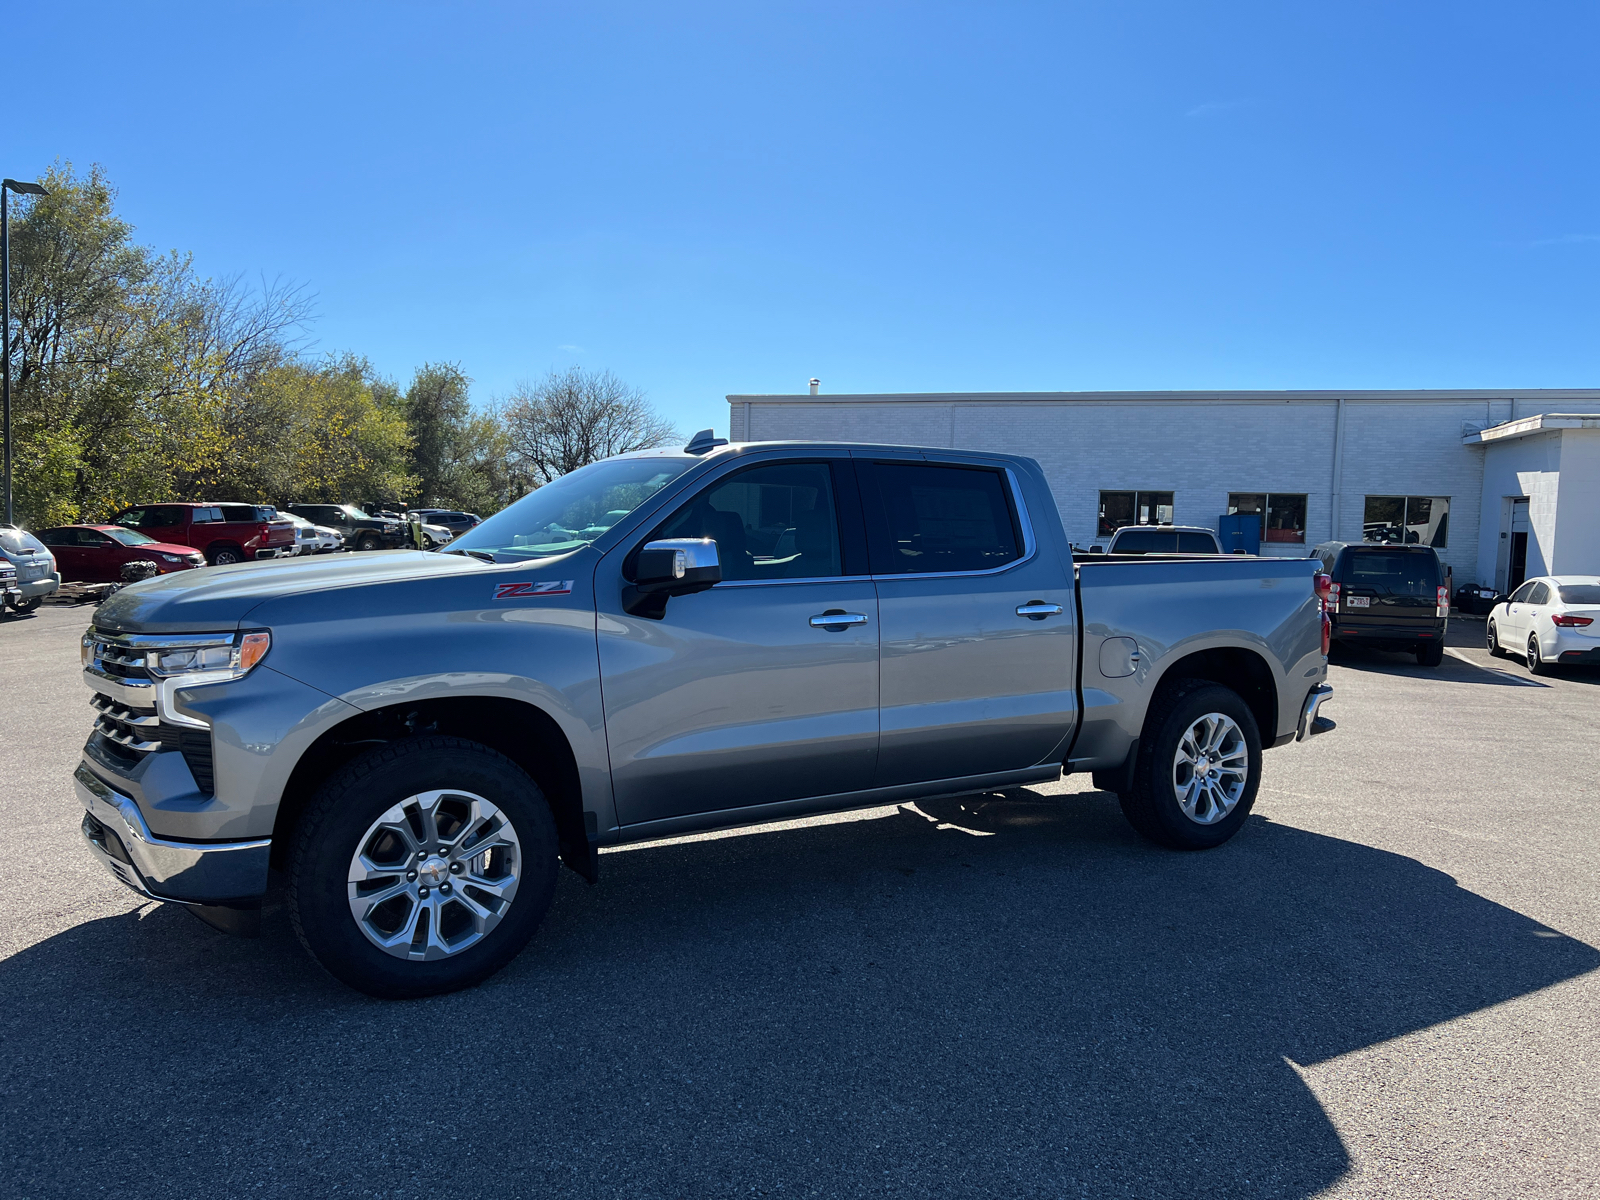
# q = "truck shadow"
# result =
<box><xmin>3</xmin><ymin>791</ymin><xmax>1595</xmax><ymax>1199</ymax></box>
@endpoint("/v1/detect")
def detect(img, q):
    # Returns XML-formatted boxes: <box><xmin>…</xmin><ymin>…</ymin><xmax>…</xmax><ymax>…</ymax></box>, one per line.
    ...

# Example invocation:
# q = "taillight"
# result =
<box><xmin>1553</xmin><ymin>614</ymin><xmax>1594</xmax><ymax>627</ymax></box>
<box><xmin>1436</xmin><ymin>585</ymin><xmax>1449</xmax><ymax>617</ymax></box>
<box><xmin>1314</xmin><ymin>573</ymin><xmax>1332</xmax><ymax>607</ymax></box>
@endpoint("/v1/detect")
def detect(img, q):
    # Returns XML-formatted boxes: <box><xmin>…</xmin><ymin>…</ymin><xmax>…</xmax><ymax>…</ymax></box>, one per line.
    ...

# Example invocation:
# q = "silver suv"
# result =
<box><xmin>0</xmin><ymin>525</ymin><xmax>61</xmax><ymax>612</ymax></box>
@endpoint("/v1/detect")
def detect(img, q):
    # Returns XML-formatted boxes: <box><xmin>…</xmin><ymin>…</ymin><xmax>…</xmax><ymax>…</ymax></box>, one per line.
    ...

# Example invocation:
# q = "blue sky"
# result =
<box><xmin>8</xmin><ymin>2</ymin><xmax>1598</xmax><ymax>436</ymax></box>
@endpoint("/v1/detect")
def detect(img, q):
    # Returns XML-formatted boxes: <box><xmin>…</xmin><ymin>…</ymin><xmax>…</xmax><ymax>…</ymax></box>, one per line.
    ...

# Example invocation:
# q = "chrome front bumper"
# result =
<box><xmin>75</xmin><ymin>762</ymin><xmax>271</xmax><ymax>904</ymax></box>
<box><xmin>1296</xmin><ymin>684</ymin><xmax>1335</xmax><ymax>741</ymax></box>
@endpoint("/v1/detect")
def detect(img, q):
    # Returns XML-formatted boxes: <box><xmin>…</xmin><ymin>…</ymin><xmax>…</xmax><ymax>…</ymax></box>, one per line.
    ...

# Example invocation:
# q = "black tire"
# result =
<box><xmin>1487</xmin><ymin>621</ymin><xmax>1503</xmax><ymax>657</ymax></box>
<box><xmin>12</xmin><ymin>596</ymin><xmax>42</xmax><ymax>613</ymax></box>
<box><xmin>289</xmin><ymin>736</ymin><xmax>559</xmax><ymax>999</ymax></box>
<box><xmin>208</xmin><ymin>544</ymin><xmax>243</xmax><ymax>566</ymax></box>
<box><xmin>1416</xmin><ymin>641</ymin><xmax>1444</xmax><ymax>667</ymax></box>
<box><xmin>1118</xmin><ymin>679</ymin><xmax>1263</xmax><ymax>850</ymax></box>
<box><xmin>1527</xmin><ymin>635</ymin><xmax>1549</xmax><ymax>676</ymax></box>
<box><xmin>356</xmin><ymin>532</ymin><xmax>381</xmax><ymax>552</ymax></box>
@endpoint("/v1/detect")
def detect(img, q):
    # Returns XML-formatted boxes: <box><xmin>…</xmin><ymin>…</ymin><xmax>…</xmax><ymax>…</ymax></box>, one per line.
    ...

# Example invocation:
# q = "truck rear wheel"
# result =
<box><xmin>1416</xmin><ymin>641</ymin><xmax>1444</xmax><ymax>667</ymax></box>
<box><xmin>1118</xmin><ymin>680</ymin><xmax>1262</xmax><ymax>850</ymax></box>
<box><xmin>288</xmin><ymin>737</ymin><xmax>559</xmax><ymax>998</ymax></box>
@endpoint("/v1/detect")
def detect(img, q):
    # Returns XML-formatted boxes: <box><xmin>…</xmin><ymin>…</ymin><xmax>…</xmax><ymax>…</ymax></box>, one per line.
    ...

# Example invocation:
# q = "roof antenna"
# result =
<box><xmin>684</xmin><ymin>428</ymin><xmax>729</xmax><ymax>455</ymax></box>
<box><xmin>809</xmin><ymin>378</ymin><xmax>820</xmax><ymax>395</ymax></box>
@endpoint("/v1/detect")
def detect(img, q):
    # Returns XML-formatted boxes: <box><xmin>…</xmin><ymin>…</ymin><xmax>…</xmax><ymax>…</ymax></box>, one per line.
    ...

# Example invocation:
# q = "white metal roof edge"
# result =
<box><xmin>1463</xmin><ymin>412</ymin><xmax>1600</xmax><ymax>445</ymax></box>
<box><xmin>727</xmin><ymin>388</ymin><xmax>1600</xmax><ymax>406</ymax></box>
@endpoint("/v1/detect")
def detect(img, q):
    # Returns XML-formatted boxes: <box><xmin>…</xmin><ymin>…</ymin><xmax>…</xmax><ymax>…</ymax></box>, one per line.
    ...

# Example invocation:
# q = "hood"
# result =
<box><xmin>94</xmin><ymin>550</ymin><xmax>488</xmax><ymax>634</ymax></box>
<box><xmin>140</xmin><ymin>542</ymin><xmax>204</xmax><ymax>558</ymax></box>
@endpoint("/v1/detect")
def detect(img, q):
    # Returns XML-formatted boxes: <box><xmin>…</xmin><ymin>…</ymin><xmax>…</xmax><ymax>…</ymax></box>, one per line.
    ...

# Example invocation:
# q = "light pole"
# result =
<box><xmin>2</xmin><ymin>177</ymin><xmax>48</xmax><ymax>527</ymax></box>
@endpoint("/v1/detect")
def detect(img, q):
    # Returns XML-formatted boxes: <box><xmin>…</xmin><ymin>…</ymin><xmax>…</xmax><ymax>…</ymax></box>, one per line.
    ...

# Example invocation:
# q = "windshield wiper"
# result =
<box><xmin>445</xmin><ymin>548</ymin><xmax>498</xmax><ymax>564</ymax></box>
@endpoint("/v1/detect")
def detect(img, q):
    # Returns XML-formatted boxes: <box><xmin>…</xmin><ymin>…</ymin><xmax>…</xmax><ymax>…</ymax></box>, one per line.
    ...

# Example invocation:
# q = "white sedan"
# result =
<box><xmin>282</xmin><ymin>512</ymin><xmax>344</xmax><ymax>555</ymax></box>
<box><xmin>1487</xmin><ymin>575</ymin><xmax>1600</xmax><ymax>673</ymax></box>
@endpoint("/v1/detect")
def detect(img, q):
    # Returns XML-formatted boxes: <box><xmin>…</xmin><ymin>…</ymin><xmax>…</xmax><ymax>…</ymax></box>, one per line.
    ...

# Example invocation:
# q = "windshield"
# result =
<box><xmin>104</xmin><ymin>528</ymin><xmax>156</xmax><ymax>546</ymax></box>
<box><xmin>449</xmin><ymin>456</ymin><xmax>698</xmax><ymax>561</ymax></box>
<box><xmin>342</xmin><ymin>505</ymin><xmax>371</xmax><ymax>520</ymax></box>
<box><xmin>1558</xmin><ymin>584</ymin><xmax>1600</xmax><ymax>605</ymax></box>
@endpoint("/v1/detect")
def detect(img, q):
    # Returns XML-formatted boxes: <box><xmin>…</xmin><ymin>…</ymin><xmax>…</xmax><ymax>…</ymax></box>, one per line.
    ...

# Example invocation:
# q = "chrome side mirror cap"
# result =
<box><xmin>624</xmin><ymin>538</ymin><xmax>722</xmax><ymax>618</ymax></box>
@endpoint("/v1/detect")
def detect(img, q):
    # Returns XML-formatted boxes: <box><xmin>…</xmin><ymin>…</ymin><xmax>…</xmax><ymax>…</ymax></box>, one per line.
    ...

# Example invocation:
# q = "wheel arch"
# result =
<box><xmin>271</xmin><ymin>695</ymin><xmax>596</xmax><ymax>883</ymax></box>
<box><xmin>1145</xmin><ymin>645</ymin><xmax>1279</xmax><ymax>747</ymax></box>
<box><xmin>205</xmin><ymin>540</ymin><xmax>245</xmax><ymax>562</ymax></box>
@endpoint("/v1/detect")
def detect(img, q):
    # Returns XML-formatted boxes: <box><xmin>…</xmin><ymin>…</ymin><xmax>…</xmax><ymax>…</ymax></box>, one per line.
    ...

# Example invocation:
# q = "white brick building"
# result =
<box><xmin>726</xmin><ymin>389</ymin><xmax>1600</xmax><ymax>590</ymax></box>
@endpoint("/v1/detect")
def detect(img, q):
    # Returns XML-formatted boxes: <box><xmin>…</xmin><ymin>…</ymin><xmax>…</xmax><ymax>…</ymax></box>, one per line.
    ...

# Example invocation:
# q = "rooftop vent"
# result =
<box><xmin>684</xmin><ymin>428</ymin><xmax>729</xmax><ymax>455</ymax></box>
<box><xmin>809</xmin><ymin>378</ymin><xmax>820</xmax><ymax>395</ymax></box>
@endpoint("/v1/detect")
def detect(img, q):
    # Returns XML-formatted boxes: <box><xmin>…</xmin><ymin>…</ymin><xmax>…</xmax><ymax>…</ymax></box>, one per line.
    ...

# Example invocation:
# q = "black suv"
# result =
<box><xmin>284</xmin><ymin>504</ymin><xmax>406</xmax><ymax>552</ymax></box>
<box><xmin>409</xmin><ymin>508</ymin><xmax>481</xmax><ymax>536</ymax></box>
<box><xmin>1313</xmin><ymin>541</ymin><xmax>1448</xmax><ymax>666</ymax></box>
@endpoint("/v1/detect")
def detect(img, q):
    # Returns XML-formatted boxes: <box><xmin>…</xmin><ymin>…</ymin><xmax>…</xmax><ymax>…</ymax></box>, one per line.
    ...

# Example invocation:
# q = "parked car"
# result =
<box><xmin>284</xmin><ymin>503</ymin><xmax>406</xmax><ymax>552</ymax></box>
<box><xmin>107</xmin><ymin>503</ymin><xmax>295</xmax><ymax>565</ymax></box>
<box><xmin>0</xmin><ymin>558</ymin><xmax>20</xmax><ymax>610</ymax></box>
<box><xmin>0</xmin><ymin>524</ymin><xmax>62</xmax><ymax>611</ymax></box>
<box><xmin>410</xmin><ymin>509</ymin><xmax>481</xmax><ymax>536</ymax></box>
<box><xmin>1312</xmin><ymin>541</ymin><xmax>1447</xmax><ymax>666</ymax></box>
<box><xmin>416</xmin><ymin>520</ymin><xmax>456</xmax><ymax>549</ymax></box>
<box><xmin>1454</xmin><ymin>583</ymin><xmax>1504</xmax><ymax>615</ymax></box>
<box><xmin>1105</xmin><ymin>525</ymin><xmax>1223</xmax><ymax>555</ymax></box>
<box><xmin>35</xmin><ymin>525</ymin><xmax>206</xmax><ymax>582</ymax></box>
<box><xmin>1487</xmin><ymin>576</ymin><xmax>1600</xmax><ymax>673</ymax></box>
<box><xmin>280</xmin><ymin>511</ymin><xmax>343</xmax><ymax>555</ymax></box>
<box><xmin>75</xmin><ymin>437</ymin><xmax>1335</xmax><ymax>998</ymax></box>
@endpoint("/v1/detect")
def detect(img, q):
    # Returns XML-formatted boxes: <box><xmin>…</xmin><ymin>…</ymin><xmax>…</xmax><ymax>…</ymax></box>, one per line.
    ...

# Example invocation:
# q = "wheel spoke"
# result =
<box><xmin>350</xmin><ymin>876</ymin><xmax>411</xmax><ymax>918</ymax></box>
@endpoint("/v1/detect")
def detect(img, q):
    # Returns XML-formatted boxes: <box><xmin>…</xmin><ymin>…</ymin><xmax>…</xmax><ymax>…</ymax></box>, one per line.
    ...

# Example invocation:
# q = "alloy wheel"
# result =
<box><xmin>1171</xmin><ymin>712</ymin><xmax>1249</xmax><ymax>825</ymax></box>
<box><xmin>346</xmin><ymin>789</ymin><xmax>523</xmax><ymax>961</ymax></box>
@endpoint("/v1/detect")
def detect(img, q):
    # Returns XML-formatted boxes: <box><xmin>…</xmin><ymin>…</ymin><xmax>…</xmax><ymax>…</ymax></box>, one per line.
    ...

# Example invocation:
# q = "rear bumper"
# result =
<box><xmin>1556</xmin><ymin>647</ymin><xmax>1600</xmax><ymax>666</ymax></box>
<box><xmin>1297</xmin><ymin>684</ymin><xmax>1335</xmax><ymax>741</ymax></box>
<box><xmin>15</xmin><ymin>573</ymin><xmax>60</xmax><ymax>601</ymax></box>
<box><xmin>75</xmin><ymin>761</ymin><xmax>271</xmax><ymax>905</ymax></box>
<box><xmin>1331</xmin><ymin>619</ymin><xmax>1445</xmax><ymax>645</ymax></box>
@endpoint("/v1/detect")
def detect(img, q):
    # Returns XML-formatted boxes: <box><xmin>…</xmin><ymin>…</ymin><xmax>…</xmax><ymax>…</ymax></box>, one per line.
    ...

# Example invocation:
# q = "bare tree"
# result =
<box><xmin>501</xmin><ymin>367</ymin><xmax>677</xmax><ymax>483</ymax></box>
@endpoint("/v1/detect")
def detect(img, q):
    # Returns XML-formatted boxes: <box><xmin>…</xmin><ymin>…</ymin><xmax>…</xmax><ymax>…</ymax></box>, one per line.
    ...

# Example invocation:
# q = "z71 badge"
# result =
<box><xmin>494</xmin><ymin>580</ymin><xmax>574</xmax><ymax>600</ymax></box>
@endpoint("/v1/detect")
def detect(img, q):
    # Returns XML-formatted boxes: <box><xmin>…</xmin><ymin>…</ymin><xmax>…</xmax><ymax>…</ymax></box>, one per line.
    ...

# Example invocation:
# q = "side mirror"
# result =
<box><xmin>623</xmin><ymin>538</ymin><xmax>721</xmax><ymax>618</ymax></box>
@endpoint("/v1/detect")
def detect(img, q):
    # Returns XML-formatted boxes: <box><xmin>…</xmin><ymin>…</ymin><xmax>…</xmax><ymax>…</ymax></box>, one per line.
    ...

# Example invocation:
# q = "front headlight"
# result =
<box><xmin>145</xmin><ymin>631</ymin><xmax>271</xmax><ymax>681</ymax></box>
<box><xmin>157</xmin><ymin>553</ymin><xmax>182</xmax><ymax>563</ymax></box>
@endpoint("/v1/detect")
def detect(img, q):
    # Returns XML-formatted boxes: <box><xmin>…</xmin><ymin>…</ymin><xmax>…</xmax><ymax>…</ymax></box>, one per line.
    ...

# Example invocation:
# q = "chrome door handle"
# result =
<box><xmin>810</xmin><ymin>611</ymin><xmax>868</xmax><ymax>629</ymax></box>
<box><xmin>1016</xmin><ymin>602</ymin><xmax>1064</xmax><ymax>620</ymax></box>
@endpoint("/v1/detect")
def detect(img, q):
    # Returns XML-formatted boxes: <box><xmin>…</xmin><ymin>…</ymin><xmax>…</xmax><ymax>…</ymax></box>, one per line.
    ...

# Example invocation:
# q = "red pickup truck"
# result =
<box><xmin>108</xmin><ymin>503</ymin><xmax>296</xmax><ymax>565</ymax></box>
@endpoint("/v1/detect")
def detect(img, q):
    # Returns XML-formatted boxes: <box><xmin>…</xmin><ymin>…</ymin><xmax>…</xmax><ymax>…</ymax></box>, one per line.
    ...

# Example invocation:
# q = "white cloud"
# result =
<box><xmin>556</xmin><ymin>344</ymin><xmax>585</xmax><ymax>353</ymax></box>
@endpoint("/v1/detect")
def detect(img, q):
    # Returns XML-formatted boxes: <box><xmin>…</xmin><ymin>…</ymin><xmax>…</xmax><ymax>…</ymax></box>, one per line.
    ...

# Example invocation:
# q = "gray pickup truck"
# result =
<box><xmin>76</xmin><ymin>438</ymin><xmax>1335</xmax><ymax>997</ymax></box>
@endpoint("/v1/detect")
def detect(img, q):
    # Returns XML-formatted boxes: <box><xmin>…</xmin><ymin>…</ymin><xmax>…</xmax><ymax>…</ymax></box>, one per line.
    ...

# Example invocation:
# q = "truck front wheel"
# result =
<box><xmin>288</xmin><ymin>737</ymin><xmax>559</xmax><ymax>998</ymax></box>
<box><xmin>1118</xmin><ymin>680</ymin><xmax>1263</xmax><ymax>851</ymax></box>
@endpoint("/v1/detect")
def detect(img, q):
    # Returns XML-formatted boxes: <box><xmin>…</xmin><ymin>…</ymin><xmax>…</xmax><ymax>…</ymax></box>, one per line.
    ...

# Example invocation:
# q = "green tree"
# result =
<box><xmin>401</xmin><ymin>362</ymin><xmax>523</xmax><ymax>515</ymax></box>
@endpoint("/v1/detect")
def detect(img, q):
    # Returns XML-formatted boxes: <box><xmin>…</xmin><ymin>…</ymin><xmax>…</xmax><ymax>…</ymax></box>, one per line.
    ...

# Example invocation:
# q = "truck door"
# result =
<box><xmin>597</xmin><ymin>457</ymin><xmax>880</xmax><ymax>827</ymax></box>
<box><xmin>856</xmin><ymin>457</ymin><xmax>1076</xmax><ymax>787</ymax></box>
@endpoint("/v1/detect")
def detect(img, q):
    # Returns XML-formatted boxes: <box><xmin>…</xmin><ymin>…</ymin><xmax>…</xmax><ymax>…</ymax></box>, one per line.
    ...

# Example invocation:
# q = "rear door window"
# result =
<box><xmin>863</xmin><ymin>462</ymin><xmax>1021</xmax><ymax>575</ymax></box>
<box><xmin>142</xmin><ymin>506</ymin><xmax>187</xmax><ymax>529</ymax></box>
<box><xmin>219</xmin><ymin>505</ymin><xmax>258</xmax><ymax>522</ymax></box>
<box><xmin>1527</xmin><ymin>582</ymin><xmax>1550</xmax><ymax>605</ymax></box>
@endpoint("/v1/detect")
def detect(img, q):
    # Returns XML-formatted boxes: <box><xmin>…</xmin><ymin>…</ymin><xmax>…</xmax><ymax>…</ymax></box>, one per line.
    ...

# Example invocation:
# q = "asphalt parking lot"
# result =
<box><xmin>2</xmin><ymin>604</ymin><xmax>1596</xmax><ymax>1199</ymax></box>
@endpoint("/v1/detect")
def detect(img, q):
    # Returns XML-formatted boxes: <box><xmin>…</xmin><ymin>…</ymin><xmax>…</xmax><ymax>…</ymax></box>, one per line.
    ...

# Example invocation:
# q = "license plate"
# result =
<box><xmin>1347</xmin><ymin>596</ymin><xmax>1370</xmax><ymax>608</ymax></box>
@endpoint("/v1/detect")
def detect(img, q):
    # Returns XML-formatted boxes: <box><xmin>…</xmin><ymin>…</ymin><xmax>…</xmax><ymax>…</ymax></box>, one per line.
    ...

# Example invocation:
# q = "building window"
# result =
<box><xmin>1226</xmin><ymin>493</ymin><xmax>1308</xmax><ymax>544</ymax></box>
<box><xmin>1363</xmin><ymin>496</ymin><xmax>1449</xmax><ymax>547</ymax></box>
<box><xmin>1098</xmin><ymin>491</ymin><xmax>1174</xmax><ymax>538</ymax></box>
